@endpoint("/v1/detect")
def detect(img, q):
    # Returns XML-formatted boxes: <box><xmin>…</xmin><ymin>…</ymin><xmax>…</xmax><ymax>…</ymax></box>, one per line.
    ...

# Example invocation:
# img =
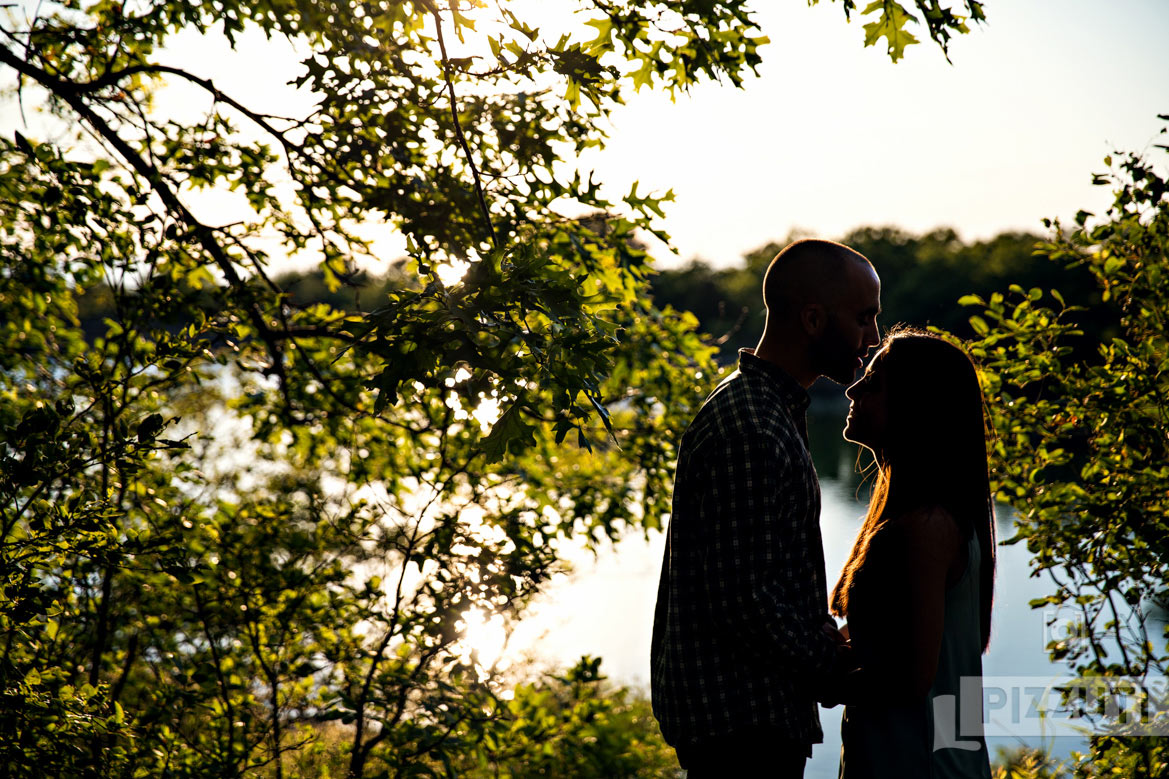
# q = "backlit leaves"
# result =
<box><xmin>861</xmin><ymin>1</ymin><xmax>921</xmax><ymax>62</ymax></box>
<box><xmin>814</xmin><ymin>0</ymin><xmax>985</xmax><ymax>60</ymax></box>
<box><xmin>2</xmin><ymin>0</ymin><xmax>986</xmax><ymax>773</ymax></box>
<box><xmin>963</xmin><ymin>123</ymin><xmax>1169</xmax><ymax>769</ymax></box>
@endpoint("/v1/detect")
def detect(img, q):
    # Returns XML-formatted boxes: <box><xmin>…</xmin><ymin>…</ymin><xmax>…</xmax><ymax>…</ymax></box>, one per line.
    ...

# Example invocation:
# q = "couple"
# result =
<box><xmin>651</xmin><ymin>239</ymin><xmax>995</xmax><ymax>778</ymax></box>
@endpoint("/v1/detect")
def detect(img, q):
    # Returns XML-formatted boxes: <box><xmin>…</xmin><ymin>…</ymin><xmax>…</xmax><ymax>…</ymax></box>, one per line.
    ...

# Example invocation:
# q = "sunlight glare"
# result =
<box><xmin>445</xmin><ymin>367</ymin><xmax>474</xmax><ymax>387</ymax></box>
<box><xmin>435</xmin><ymin>258</ymin><xmax>470</xmax><ymax>287</ymax></box>
<box><xmin>458</xmin><ymin>606</ymin><xmax>508</xmax><ymax>670</ymax></box>
<box><xmin>472</xmin><ymin>395</ymin><xmax>502</xmax><ymax>431</ymax></box>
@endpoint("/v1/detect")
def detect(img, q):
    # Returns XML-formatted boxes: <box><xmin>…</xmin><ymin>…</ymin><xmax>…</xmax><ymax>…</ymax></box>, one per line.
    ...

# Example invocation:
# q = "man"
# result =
<box><xmin>651</xmin><ymin>239</ymin><xmax>882</xmax><ymax>777</ymax></box>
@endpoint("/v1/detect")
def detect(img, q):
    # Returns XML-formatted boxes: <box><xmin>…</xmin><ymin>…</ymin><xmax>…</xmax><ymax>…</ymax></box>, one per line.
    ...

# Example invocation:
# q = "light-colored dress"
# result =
<box><xmin>839</xmin><ymin>533</ymin><xmax>992</xmax><ymax>779</ymax></box>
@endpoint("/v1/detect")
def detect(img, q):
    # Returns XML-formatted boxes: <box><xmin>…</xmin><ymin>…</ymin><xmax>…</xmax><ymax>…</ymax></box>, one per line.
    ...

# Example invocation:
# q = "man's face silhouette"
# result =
<box><xmin>812</xmin><ymin>261</ymin><xmax>881</xmax><ymax>385</ymax></box>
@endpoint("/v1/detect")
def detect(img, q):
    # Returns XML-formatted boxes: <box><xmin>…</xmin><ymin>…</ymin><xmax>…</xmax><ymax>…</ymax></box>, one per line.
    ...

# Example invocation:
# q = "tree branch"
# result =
<box><xmin>71</xmin><ymin>63</ymin><xmax>306</xmax><ymax>150</ymax></box>
<box><xmin>0</xmin><ymin>44</ymin><xmax>294</xmax><ymax>392</ymax></box>
<box><xmin>419</xmin><ymin>0</ymin><xmax>498</xmax><ymax>250</ymax></box>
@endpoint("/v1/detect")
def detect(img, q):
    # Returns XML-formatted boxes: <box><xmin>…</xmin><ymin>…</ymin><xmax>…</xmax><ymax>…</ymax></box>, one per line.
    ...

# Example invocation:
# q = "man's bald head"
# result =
<box><xmin>755</xmin><ymin>238</ymin><xmax>882</xmax><ymax>386</ymax></box>
<box><xmin>762</xmin><ymin>239</ymin><xmax>874</xmax><ymax>324</ymax></box>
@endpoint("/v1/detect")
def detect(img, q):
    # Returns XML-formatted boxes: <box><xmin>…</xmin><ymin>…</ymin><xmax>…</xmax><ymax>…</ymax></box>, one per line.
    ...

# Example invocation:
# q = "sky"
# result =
<box><xmin>4</xmin><ymin>0</ymin><xmax>1168</xmax><ymax>271</ymax></box>
<box><xmin>581</xmin><ymin>0</ymin><xmax>1169</xmax><ymax>267</ymax></box>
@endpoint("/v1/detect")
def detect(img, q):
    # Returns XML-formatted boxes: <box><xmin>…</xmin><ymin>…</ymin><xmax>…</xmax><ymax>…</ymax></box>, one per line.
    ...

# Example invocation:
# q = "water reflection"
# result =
<box><xmin>806</xmin><ymin>382</ymin><xmax>863</xmax><ymax>486</ymax></box>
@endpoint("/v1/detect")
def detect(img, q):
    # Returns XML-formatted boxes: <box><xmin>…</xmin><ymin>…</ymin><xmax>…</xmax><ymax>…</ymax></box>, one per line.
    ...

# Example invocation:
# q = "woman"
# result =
<box><xmin>831</xmin><ymin>328</ymin><xmax>995</xmax><ymax>778</ymax></box>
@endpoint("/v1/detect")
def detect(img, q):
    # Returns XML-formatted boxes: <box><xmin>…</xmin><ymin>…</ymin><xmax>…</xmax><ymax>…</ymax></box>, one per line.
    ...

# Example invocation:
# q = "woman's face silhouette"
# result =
<box><xmin>843</xmin><ymin>350</ymin><xmax>888</xmax><ymax>454</ymax></box>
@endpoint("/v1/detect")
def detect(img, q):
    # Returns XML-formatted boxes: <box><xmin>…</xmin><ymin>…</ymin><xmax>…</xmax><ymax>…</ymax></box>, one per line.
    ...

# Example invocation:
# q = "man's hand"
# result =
<box><xmin>822</xmin><ymin>620</ymin><xmax>847</xmax><ymax>646</ymax></box>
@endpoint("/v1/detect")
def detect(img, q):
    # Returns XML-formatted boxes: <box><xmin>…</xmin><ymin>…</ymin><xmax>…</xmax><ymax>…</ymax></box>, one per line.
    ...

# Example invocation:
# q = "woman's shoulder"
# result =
<box><xmin>885</xmin><ymin>505</ymin><xmax>964</xmax><ymax>553</ymax></box>
<box><xmin>891</xmin><ymin>504</ymin><xmax>960</xmax><ymax>530</ymax></box>
<box><xmin>886</xmin><ymin>505</ymin><xmax>969</xmax><ymax>584</ymax></box>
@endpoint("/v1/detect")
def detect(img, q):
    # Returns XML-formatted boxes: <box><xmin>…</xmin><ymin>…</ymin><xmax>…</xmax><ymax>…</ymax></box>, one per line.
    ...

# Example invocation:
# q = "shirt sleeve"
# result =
<box><xmin>696</xmin><ymin>430</ymin><xmax>837</xmax><ymax>678</ymax></box>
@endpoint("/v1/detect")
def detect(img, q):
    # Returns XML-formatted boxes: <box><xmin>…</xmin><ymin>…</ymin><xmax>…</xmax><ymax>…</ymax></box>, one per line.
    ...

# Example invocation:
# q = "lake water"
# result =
<box><xmin>500</xmin><ymin>391</ymin><xmax>1096</xmax><ymax>776</ymax></box>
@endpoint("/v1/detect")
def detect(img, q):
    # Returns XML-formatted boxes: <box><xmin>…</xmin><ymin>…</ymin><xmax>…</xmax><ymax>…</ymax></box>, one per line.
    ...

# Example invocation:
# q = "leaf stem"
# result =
<box><xmin>423</xmin><ymin>0</ymin><xmax>499</xmax><ymax>251</ymax></box>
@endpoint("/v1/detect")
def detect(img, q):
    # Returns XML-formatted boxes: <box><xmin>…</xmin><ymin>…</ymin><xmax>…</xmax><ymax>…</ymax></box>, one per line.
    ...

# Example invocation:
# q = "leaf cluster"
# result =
<box><xmin>0</xmin><ymin>0</ymin><xmax>984</xmax><ymax>774</ymax></box>
<box><xmin>814</xmin><ymin>0</ymin><xmax>986</xmax><ymax>61</ymax></box>
<box><xmin>962</xmin><ymin>118</ymin><xmax>1169</xmax><ymax>774</ymax></box>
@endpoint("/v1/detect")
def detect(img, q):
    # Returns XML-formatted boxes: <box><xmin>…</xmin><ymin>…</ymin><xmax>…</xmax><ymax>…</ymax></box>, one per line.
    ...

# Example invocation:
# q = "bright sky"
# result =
<box><xmin>5</xmin><ymin>0</ymin><xmax>1168</xmax><ymax>271</ymax></box>
<box><xmin>588</xmin><ymin>0</ymin><xmax>1169</xmax><ymax>267</ymax></box>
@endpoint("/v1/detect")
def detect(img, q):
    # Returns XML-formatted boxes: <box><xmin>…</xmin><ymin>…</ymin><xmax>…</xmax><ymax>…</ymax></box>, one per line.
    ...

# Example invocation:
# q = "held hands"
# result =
<box><xmin>822</xmin><ymin>621</ymin><xmax>848</xmax><ymax>646</ymax></box>
<box><xmin>817</xmin><ymin>621</ymin><xmax>862</xmax><ymax>709</ymax></box>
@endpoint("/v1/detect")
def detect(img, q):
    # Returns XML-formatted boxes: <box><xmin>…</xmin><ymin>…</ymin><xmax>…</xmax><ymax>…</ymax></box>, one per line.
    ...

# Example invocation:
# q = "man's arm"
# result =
<box><xmin>696</xmin><ymin>431</ymin><xmax>837</xmax><ymax>677</ymax></box>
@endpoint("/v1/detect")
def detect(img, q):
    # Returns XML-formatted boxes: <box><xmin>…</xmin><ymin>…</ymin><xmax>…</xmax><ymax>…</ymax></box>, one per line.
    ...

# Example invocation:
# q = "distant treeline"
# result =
<box><xmin>650</xmin><ymin>226</ymin><xmax>1104</xmax><ymax>362</ymax></box>
<box><xmin>76</xmin><ymin>225</ymin><xmax>1105</xmax><ymax>362</ymax></box>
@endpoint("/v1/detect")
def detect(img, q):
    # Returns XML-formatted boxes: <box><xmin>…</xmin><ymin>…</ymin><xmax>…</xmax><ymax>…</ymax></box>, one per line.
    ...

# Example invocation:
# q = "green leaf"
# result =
<box><xmin>137</xmin><ymin>413</ymin><xmax>166</xmax><ymax>442</ymax></box>
<box><xmin>584</xmin><ymin>17</ymin><xmax>613</xmax><ymax>54</ymax></box>
<box><xmin>14</xmin><ymin>130</ymin><xmax>34</xmax><ymax>156</ymax></box>
<box><xmin>480</xmin><ymin>402</ymin><xmax>538</xmax><ymax>463</ymax></box>
<box><xmin>861</xmin><ymin>1</ymin><xmax>920</xmax><ymax>62</ymax></box>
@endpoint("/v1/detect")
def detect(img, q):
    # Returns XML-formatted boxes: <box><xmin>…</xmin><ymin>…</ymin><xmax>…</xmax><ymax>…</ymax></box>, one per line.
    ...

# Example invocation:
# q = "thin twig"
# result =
<box><xmin>0</xmin><ymin>45</ymin><xmax>296</xmax><ymax>396</ymax></box>
<box><xmin>420</xmin><ymin>0</ymin><xmax>498</xmax><ymax>250</ymax></box>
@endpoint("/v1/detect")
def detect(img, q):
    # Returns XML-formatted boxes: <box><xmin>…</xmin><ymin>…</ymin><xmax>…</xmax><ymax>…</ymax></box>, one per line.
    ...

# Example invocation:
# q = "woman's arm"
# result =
<box><xmin>891</xmin><ymin>506</ymin><xmax>964</xmax><ymax>701</ymax></box>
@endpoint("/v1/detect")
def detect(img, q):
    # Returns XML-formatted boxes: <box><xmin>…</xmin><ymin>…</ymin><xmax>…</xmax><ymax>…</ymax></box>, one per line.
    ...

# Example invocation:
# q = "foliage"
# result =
<box><xmin>0</xmin><ymin>0</ymin><xmax>982</xmax><ymax>776</ymax></box>
<box><xmin>454</xmin><ymin>657</ymin><xmax>678</xmax><ymax>778</ymax></box>
<box><xmin>648</xmin><ymin>226</ymin><xmax>1072</xmax><ymax>364</ymax></box>
<box><xmin>964</xmin><ymin>117</ymin><xmax>1169</xmax><ymax>776</ymax></box>
<box><xmin>813</xmin><ymin>0</ymin><xmax>986</xmax><ymax>62</ymax></box>
<box><xmin>70</xmin><ymin>224</ymin><xmax>1071</xmax><ymax>372</ymax></box>
<box><xmin>839</xmin><ymin>227</ymin><xmax>1102</xmax><ymax>341</ymax></box>
<box><xmin>271</xmin><ymin>658</ymin><xmax>678</xmax><ymax>778</ymax></box>
<box><xmin>1071</xmin><ymin>737</ymin><xmax>1168</xmax><ymax>779</ymax></box>
<box><xmin>70</xmin><ymin>225</ymin><xmax>1092</xmax><ymax>374</ymax></box>
<box><xmin>991</xmin><ymin>745</ymin><xmax>1070</xmax><ymax>779</ymax></box>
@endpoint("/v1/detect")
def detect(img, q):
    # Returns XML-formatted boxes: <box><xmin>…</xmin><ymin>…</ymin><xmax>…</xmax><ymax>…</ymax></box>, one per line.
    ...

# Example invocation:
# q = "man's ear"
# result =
<box><xmin>800</xmin><ymin>304</ymin><xmax>827</xmax><ymax>336</ymax></box>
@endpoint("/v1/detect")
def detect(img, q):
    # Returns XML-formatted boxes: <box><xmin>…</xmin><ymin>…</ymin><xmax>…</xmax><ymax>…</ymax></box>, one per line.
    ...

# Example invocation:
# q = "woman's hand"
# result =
<box><xmin>822</xmin><ymin>620</ymin><xmax>848</xmax><ymax>646</ymax></box>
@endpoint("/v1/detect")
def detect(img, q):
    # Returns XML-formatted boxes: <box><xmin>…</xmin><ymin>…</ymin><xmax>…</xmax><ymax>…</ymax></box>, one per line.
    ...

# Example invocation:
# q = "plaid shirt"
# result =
<box><xmin>651</xmin><ymin>348</ymin><xmax>837</xmax><ymax>749</ymax></box>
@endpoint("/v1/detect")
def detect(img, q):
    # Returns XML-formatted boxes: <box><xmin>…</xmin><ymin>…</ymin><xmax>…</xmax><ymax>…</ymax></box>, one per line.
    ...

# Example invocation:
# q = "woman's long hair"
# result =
<box><xmin>830</xmin><ymin>328</ymin><xmax>995</xmax><ymax>652</ymax></box>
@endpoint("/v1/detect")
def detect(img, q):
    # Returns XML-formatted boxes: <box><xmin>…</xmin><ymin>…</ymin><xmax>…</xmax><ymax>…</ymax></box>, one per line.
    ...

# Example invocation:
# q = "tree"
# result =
<box><xmin>0</xmin><ymin>0</ymin><xmax>984</xmax><ymax>775</ymax></box>
<box><xmin>964</xmin><ymin>117</ymin><xmax>1169</xmax><ymax>777</ymax></box>
<box><xmin>647</xmin><ymin>227</ymin><xmax>1087</xmax><ymax>365</ymax></box>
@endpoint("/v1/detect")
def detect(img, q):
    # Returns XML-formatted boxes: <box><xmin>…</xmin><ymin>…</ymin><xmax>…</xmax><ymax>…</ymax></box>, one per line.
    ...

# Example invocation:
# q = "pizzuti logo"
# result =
<box><xmin>931</xmin><ymin>675</ymin><xmax>1169</xmax><ymax>750</ymax></box>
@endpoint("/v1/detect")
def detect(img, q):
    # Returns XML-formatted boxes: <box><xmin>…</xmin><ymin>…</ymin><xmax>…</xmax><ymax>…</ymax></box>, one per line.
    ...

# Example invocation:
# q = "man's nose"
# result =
<box><xmin>866</xmin><ymin>321</ymin><xmax>881</xmax><ymax>348</ymax></box>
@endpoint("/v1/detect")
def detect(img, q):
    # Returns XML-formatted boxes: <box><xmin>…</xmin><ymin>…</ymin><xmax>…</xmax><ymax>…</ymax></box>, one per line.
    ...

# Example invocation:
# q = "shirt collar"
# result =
<box><xmin>737</xmin><ymin>348</ymin><xmax>811</xmax><ymax>415</ymax></box>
